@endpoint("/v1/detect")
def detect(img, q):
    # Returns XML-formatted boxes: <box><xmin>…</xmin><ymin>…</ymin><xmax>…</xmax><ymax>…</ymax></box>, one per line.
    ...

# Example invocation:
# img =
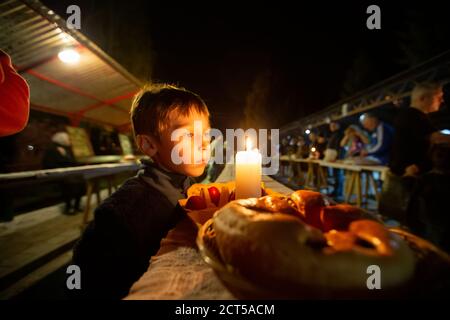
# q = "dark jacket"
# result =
<box><xmin>327</xmin><ymin>129</ymin><xmax>343</xmax><ymax>151</ymax></box>
<box><xmin>42</xmin><ymin>142</ymin><xmax>78</xmax><ymax>169</ymax></box>
<box><xmin>71</xmin><ymin>161</ymin><xmax>193</xmax><ymax>299</ymax></box>
<box><xmin>366</xmin><ymin>122</ymin><xmax>395</xmax><ymax>165</ymax></box>
<box><xmin>389</xmin><ymin>107</ymin><xmax>435</xmax><ymax>175</ymax></box>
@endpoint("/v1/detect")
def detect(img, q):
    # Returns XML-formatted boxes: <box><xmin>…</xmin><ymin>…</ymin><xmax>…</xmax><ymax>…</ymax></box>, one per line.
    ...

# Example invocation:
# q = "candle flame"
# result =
<box><xmin>311</xmin><ymin>147</ymin><xmax>316</xmax><ymax>152</ymax></box>
<box><xmin>246</xmin><ymin>138</ymin><xmax>252</xmax><ymax>151</ymax></box>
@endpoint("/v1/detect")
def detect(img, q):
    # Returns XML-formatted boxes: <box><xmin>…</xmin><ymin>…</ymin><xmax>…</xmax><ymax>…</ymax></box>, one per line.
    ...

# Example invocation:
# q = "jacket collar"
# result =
<box><xmin>139</xmin><ymin>159</ymin><xmax>193</xmax><ymax>206</ymax></box>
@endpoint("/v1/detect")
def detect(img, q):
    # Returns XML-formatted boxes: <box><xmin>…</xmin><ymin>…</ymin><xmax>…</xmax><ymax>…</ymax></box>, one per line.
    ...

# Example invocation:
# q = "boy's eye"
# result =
<box><xmin>184</xmin><ymin>132</ymin><xmax>194</xmax><ymax>138</ymax></box>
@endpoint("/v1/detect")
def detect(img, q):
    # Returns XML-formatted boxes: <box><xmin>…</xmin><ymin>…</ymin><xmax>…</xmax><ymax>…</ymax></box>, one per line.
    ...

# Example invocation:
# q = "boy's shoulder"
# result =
<box><xmin>95</xmin><ymin>175</ymin><xmax>172</xmax><ymax>219</ymax></box>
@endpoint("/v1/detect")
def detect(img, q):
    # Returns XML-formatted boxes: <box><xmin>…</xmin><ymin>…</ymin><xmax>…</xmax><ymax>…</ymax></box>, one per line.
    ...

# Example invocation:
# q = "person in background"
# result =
<box><xmin>390</xmin><ymin>82</ymin><xmax>446</xmax><ymax>176</ymax></box>
<box><xmin>359</xmin><ymin>113</ymin><xmax>394</xmax><ymax>165</ymax></box>
<box><xmin>43</xmin><ymin>132</ymin><xmax>78</xmax><ymax>169</ymax></box>
<box><xmin>324</xmin><ymin>122</ymin><xmax>344</xmax><ymax>198</ymax></box>
<box><xmin>324</xmin><ymin>121</ymin><xmax>343</xmax><ymax>162</ymax></box>
<box><xmin>43</xmin><ymin>131</ymin><xmax>83</xmax><ymax>215</ymax></box>
<box><xmin>287</xmin><ymin>135</ymin><xmax>297</xmax><ymax>156</ymax></box>
<box><xmin>0</xmin><ymin>49</ymin><xmax>30</xmax><ymax>137</ymax></box>
<box><xmin>295</xmin><ymin>136</ymin><xmax>309</xmax><ymax>159</ymax></box>
<box><xmin>307</xmin><ymin>131</ymin><xmax>317</xmax><ymax>147</ymax></box>
<box><xmin>381</xmin><ymin>82</ymin><xmax>450</xmax><ymax>249</ymax></box>
<box><xmin>308</xmin><ymin>130</ymin><xmax>327</xmax><ymax>159</ymax></box>
<box><xmin>340</xmin><ymin>124</ymin><xmax>367</xmax><ymax>158</ymax></box>
<box><xmin>279</xmin><ymin>137</ymin><xmax>290</xmax><ymax>176</ymax></box>
<box><xmin>316</xmin><ymin>131</ymin><xmax>328</xmax><ymax>159</ymax></box>
<box><xmin>307</xmin><ymin>131</ymin><xmax>318</xmax><ymax>159</ymax></box>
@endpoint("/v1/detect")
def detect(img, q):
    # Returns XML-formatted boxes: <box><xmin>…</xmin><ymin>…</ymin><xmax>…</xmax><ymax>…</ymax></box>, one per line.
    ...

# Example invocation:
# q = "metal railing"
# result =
<box><xmin>281</xmin><ymin>50</ymin><xmax>450</xmax><ymax>135</ymax></box>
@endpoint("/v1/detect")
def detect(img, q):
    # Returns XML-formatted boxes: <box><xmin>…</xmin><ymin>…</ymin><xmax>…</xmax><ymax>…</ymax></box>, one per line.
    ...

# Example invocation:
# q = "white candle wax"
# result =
<box><xmin>235</xmin><ymin>148</ymin><xmax>262</xmax><ymax>199</ymax></box>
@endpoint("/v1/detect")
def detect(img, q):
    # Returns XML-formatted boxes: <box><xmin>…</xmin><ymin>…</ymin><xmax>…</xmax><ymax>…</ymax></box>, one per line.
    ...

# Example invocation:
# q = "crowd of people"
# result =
<box><xmin>280</xmin><ymin>82</ymin><xmax>450</xmax><ymax>251</ymax></box>
<box><xmin>280</xmin><ymin>111</ymin><xmax>397</xmax><ymax>166</ymax></box>
<box><xmin>281</xmin><ymin>82</ymin><xmax>449</xmax><ymax>169</ymax></box>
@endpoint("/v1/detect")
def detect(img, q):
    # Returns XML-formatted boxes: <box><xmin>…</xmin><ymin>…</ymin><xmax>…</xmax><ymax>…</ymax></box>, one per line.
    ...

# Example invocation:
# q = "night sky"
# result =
<box><xmin>42</xmin><ymin>0</ymin><xmax>450</xmax><ymax>130</ymax></box>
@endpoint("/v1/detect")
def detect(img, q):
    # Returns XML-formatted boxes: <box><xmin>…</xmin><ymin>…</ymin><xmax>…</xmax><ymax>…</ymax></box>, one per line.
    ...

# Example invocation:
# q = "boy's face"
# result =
<box><xmin>153</xmin><ymin>110</ymin><xmax>211</xmax><ymax>177</ymax></box>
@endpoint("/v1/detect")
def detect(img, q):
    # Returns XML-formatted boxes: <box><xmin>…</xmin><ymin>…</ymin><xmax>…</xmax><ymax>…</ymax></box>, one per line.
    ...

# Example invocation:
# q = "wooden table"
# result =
<box><xmin>279</xmin><ymin>155</ymin><xmax>388</xmax><ymax>208</ymax></box>
<box><xmin>280</xmin><ymin>155</ymin><xmax>327</xmax><ymax>190</ymax></box>
<box><xmin>0</xmin><ymin>162</ymin><xmax>142</xmax><ymax>226</ymax></box>
<box><xmin>124</xmin><ymin>164</ymin><xmax>294</xmax><ymax>300</ymax></box>
<box><xmin>316</xmin><ymin>160</ymin><xmax>388</xmax><ymax>207</ymax></box>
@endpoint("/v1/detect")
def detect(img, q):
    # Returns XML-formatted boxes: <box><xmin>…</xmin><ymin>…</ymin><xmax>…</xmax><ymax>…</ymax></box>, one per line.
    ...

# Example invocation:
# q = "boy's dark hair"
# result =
<box><xmin>130</xmin><ymin>84</ymin><xmax>209</xmax><ymax>139</ymax></box>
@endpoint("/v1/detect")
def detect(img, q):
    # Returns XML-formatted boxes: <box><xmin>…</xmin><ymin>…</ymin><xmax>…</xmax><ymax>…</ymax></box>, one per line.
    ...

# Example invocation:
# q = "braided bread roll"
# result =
<box><xmin>212</xmin><ymin>191</ymin><xmax>415</xmax><ymax>297</ymax></box>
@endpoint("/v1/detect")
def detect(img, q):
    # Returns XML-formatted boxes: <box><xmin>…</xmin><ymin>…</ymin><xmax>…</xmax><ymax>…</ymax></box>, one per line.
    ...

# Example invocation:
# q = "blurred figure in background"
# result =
<box><xmin>380</xmin><ymin>82</ymin><xmax>450</xmax><ymax>250</ymax></box>
<box><xmin>406</xmin><ymin>140</ymin><xmax>450</xmax><ymax>252</ymax></box>
<box><xmin>280</xmin><ymin>137</ymin><xmax>289</xmax><ymax>155</ymax></box>
<box><xmin>324</xmin><ymin>121</ymin><xmax>343</xmax><ymax>162</ymax></box>
<box><xmin>43</xmin><ymin>131</ymin><xmax>84</xmax><ymax>215</ymax></box>
<box><xmin>295</xmin><ymin>135</ymin><xmax>309</xmax><ymax>159</ymax></box>
<box><xmin>324</xmin><ymin>121</ymin><xmax>344</xmax><ymax>198</ymax></box>
<box><xmin>316</xmin><ymin>131</ymin><xmax>328</xmax><ymax>159</ymax></box>
<box><xmin>359</xmin><ymin>113</ymin><xmax>394</xmax><ymax>165</ymax></box>
<box><xmin>390</xmin><ymin>82</ymin><xmax>445</xmax><ymax>176</ymax></box>
<box><xmin>308</xmin><ymin>130</ymin><xmax>327</xmax><ymax>159</ymax></box>
<box><xmin>279</xmin><ymin>136</ymin><xmax>290</xmax><ymax>176</ymax></box>
<box><xmin>0</xmin><ymin>49</ymin><xmax>30</xmax><ymax>137</ymax></box>
<box><xmin>287</xmin><ymin>135</ymin><xmax>297</xmax><ymax>156</ymax></box>
<box><xmin>43</xmin><ymin>132</ymin><xmax>77</xmax><ymax>169</ymax></box>
<box><xmin>340</xmin><ymin>125</ymin><xmax>367</xmax><ymax>158</ymax></box>
<box><xmin>307</xmin><ymin>131</ymin><xmax>318</xmax><ymax>159</ymax></box>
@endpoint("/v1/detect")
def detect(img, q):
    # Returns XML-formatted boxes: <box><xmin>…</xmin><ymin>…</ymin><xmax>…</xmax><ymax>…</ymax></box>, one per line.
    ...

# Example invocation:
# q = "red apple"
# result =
<box><xmin>185</xmin><ymin>195</ymin><xmax>207</xmax><ymax>210</ymax></box>
<box><xmin>208</xmin><ymin>186</ymin><xmax>221</xmax><ymax>206</ymax></box>
<box><xmin>229</xmin><ymin>191</ymin><xmax>235</xmax><ymax>201</ymax></box>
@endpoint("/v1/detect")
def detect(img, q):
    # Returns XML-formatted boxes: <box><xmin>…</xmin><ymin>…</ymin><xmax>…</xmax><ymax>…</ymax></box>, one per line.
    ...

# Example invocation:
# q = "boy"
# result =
<box><xmin>72</xmin><ymin>84</ymin><xmax>211</xmax><ymax>299</ymax></box>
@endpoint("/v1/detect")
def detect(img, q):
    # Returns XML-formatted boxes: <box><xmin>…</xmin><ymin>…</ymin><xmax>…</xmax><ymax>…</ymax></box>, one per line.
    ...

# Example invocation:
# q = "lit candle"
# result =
<box><xmin>235</xmin><ymin>138</ymin><xmax>262</xmax><ymax>199</ymax></box>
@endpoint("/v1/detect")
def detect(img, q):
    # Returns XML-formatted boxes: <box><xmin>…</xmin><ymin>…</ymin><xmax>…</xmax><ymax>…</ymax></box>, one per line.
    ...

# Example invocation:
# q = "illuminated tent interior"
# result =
<box><xmin>1</xmin><ymin>0</ymin><xmax>143</xmax><ymax>171</ymax></box>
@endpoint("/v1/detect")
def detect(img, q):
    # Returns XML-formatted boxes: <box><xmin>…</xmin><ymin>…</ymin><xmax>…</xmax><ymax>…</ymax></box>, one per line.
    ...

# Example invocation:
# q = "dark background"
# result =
<box><xmin>41</xmin><ymin>0</ymin><xmax>450</xmax><ymax>130</ymax></box>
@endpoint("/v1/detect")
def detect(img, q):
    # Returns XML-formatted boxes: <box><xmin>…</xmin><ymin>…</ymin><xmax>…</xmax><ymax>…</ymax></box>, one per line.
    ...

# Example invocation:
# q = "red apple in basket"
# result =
<box><xmin>208</xmin><ymin>186</ymin><xmax>221</xmax><ymax>206</ymax></box>
<box><xmin>185</xmin><ymin>195</ymin><xmax>207</xmax><ymax>210</ymax></box>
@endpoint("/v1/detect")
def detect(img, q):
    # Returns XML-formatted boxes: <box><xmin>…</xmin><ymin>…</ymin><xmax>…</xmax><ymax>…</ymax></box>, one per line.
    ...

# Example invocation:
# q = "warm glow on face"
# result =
<box><xmin>58</xmin><ymin>48</ymin><xmax>80</xmax><ymax>64</ymax></box>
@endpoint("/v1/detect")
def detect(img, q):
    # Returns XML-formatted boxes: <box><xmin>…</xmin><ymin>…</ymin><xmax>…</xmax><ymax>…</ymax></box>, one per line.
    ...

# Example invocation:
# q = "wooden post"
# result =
<box><xmin>82</xmin><ymin>180</ymin><xmax>94</xmax><ymax>228</ymax></box>
<box><xmin>95</xmin><ymin>180</ymin><xmax>101</xmax><ymax>206</ymax></box>
<box><xmin>345</xmin><ymin>172</ymin><xmax>355</xmax><ymax>203</ymax></box>
<box><xmin>355</xmin><ymin>172</ymin><xmax>362</xmax><ymax>207</ymax></box>
<box><xmin>364</xmin><ymin>172</ymin><xmax>370</xmax><ymax>204</ymax></box>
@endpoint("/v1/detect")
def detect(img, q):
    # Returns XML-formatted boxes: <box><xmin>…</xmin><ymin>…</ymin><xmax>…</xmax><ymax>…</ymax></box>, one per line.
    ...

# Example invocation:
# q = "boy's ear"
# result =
<box><xmin>136</xmin><ymin>134</ymin><xmax>158</xmax><ymax>157</ymax></box>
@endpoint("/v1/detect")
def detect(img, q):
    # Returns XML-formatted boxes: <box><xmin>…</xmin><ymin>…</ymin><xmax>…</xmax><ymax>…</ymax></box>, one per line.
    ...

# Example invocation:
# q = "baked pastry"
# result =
<box><xmin>180</xmin><ymin>182</ymin><xmax>281</xmax><ymax>225</ymax></box>
<box><xmin>211</xmin><ymin>190</ymin><xmax>415</xmax><ymax>297</ymax></box>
